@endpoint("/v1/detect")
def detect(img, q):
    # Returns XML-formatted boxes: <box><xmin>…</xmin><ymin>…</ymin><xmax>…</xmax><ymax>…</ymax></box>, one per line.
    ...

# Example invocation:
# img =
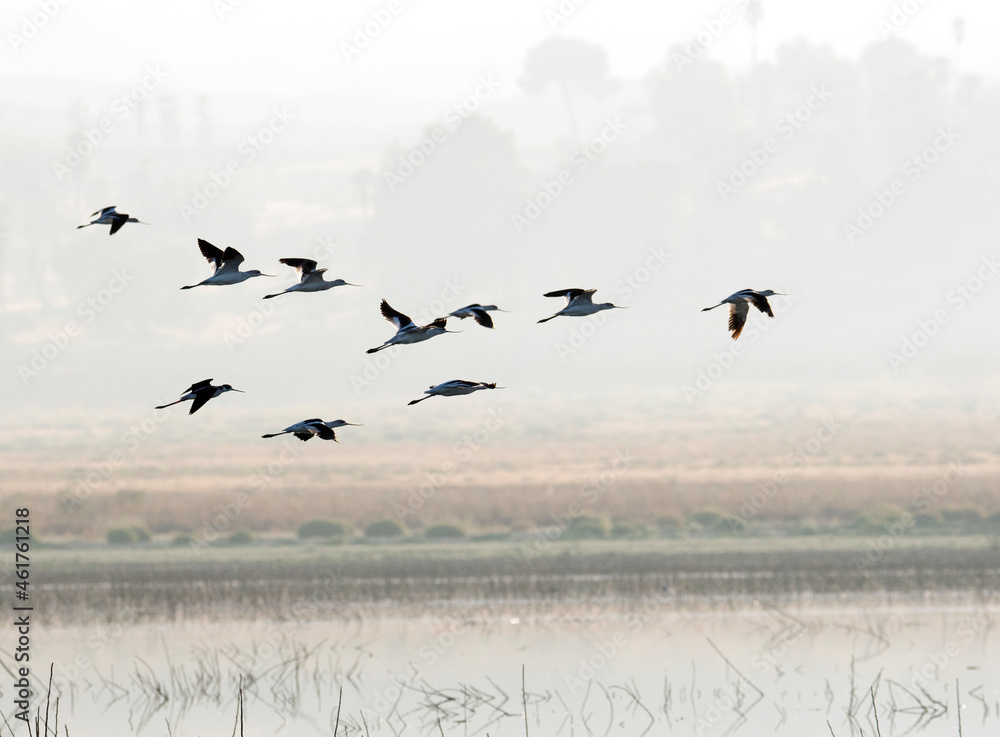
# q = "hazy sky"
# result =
<box><xmin>3</xmin><ymin>0</ymin><xmax>999</xmax><ymax>418</ymax></box>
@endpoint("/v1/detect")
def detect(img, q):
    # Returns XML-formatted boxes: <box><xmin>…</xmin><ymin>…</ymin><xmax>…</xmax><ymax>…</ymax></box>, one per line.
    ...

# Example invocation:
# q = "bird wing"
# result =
<box><xmin>442</xmin><ymin>380</ymin><xmax>480</xmax><ymax>389</ymax></box>
<box><xmin>748</xmin><ymin>291</ymin><xmax>774</xmax><ymax>317</ymax></box>
<box><xmin>301</xmin><ymin>268</ymin><xmax>328</xmax><ymax>284</ymax></box>
<box><xmin>188</xmin><ymin>389</ymin><xmax>214</xmax><ymax>414</ymax></box>
<box><xmin>568</xmin><ymin>289</ymin><xmax>597</xmax><ymax>306</ymax></box>
<box><xmin>293</xmin><ymin>432</ymin><xmax>314</xmax><ymax>441</ymax></box>
<box><xmin>197</xmin><ymin>239</ymin><xmax>225</xmax><ymax>272</ymax></box>
<box><xmin>544</xmin><ymin>288</ymin><xmax>588</xmax><ymax>304</ymax></box>
<box><xmin>93</xmin><ymin>206</ymin><xmax>117</xmax><ymax>217</ymax></box>
<box><xmin>280</xmin><ymin>258</ymin><xmax>318</xmax><ymax>278</ymax></box>
<box><xmin>380</xmin><ymin>300</ymin><xmax>415</xmax><ymax>330</ymax></box>
<box><xmin>426</xmin><ymin>317</ymin><xmax>448</xmax><ymax>330</ymax></box>
<box><xmin>728</xmin><ymin>302</ymin><xmax>749</xmax><ymax>340</ymax></box>
<box><xmin>313</xmin><ymin>425</ymin><xmax>337</xmax><ymax>441</ymax></box>
<box><xmin>470</xmin><ymin>308</ymin><xmax>494</xmax><ymax>329</ymax></box>
<box><xmin>184</xmin><ymin>379</ymin><xmax>214</xmax><ymax>393</ymax></box>
<box><xmin>218</xmin><ymin>247</ymin><xmax>246</xmax><ymax>273</ymax></box>
<box><xmin>108</xmin><ymin>214</ymin><xmax>127</xmax><ymax>235</ymax></box>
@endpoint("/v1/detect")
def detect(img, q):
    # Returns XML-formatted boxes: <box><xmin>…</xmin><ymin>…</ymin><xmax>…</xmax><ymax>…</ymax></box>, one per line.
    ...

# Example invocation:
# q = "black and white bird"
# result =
<box><xmin>366</xmin><ymin>299</ymin><xmax>457</xmax><ymax>354</ymax></box>
<box><xmin>262</xmin><ymin>418</ymin><xmax>361</xmax><ymax>442</ymax></box>
<box><xmin>537</xmin><ymin>288</ymin><xmax>624</xmax><ymax>323</ymax></box>
<box><xmin>701</xmin><ymin>289</ymin><xmax>786</xmax><ymax>340</ymax></box>
<box><xmin>447</xmin><ymin>304</ymin><xmax>506</xmax><ymax>329</ymax></box>
<box><xmin>181</xmin><ymin>239</ymin><xmax>274</xmax><ymax>289</ymax></box>
<box><xmin>408</xmin><ymin>380</ymin><xmax>501</xmax><ymax>405</ymax></box>
<box><xmin>263</xmin><ymin>258</ymin><xmax>360</xmax><ymax>299</ymax></box>
<box><xmin>154</xmin><ymin>379</ymin><xmax>244</xmax><ymax>415</ymax></box>
<box><xmin>77</xmin><ymin>206</ymin><xmax>147</xmax><ymax>235</ymax></box>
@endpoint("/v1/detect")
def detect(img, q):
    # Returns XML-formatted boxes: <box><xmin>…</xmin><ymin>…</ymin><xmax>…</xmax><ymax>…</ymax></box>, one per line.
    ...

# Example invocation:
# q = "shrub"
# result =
<box><xmin>365</xmin><ymin>519</ymin><xmax>404</xmax><ymax>538</ymax></box>
<box><xmin>561</xmin><ymin>515</ymin><xmax>606</xmax><ymax>540</ymax></box>
<box><xmin>297</xmin><ymin>519</ymin><xmax>350</xmax><ymax>539</ymax></box>
<box><xmin>226</xmin><ymin>530</ymin><xmax>253</xmax><ymax>546</ymax></box>
<box><xmin>941</xmin><ymin>507</ymin><xmax>983</xmax><ymax>525</ymax></box>
<box><xmin>171</xmin><ymin>534</ymin><xmax>195</xmax><ymax>547</ymax></box>
<box><xmin>610</xmin><ymin>521</ymin><xmax>646</xmax><ymax>539</ymax></box>
<box><xmin>131</xmin><ymin>526</ymin><xmax>152</xmax><ymax>542</ymax></box>
<box><xmin>106</xmin><ymin>527</ymin><xmax>138</xmax><ymax>545</ymax></box>
<box><xmin>425</xmin><ymin>524</ymin><xmax>465</xmax><ymax>539</ymax></box>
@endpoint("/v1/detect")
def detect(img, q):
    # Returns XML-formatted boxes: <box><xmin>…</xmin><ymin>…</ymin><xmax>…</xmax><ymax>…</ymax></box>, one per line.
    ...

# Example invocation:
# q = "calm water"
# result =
<box><xmin>33</xmin><ymin>595</ymin><xmax>1000</xmax><ymax>737</ymax></box>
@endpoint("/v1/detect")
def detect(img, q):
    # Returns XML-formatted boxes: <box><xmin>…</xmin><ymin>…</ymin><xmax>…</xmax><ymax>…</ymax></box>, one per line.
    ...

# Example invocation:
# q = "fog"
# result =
<box><xmin>3</xmin><ymin>0</ymin><xmax>1000</xmax><ymax>419</ymax></box>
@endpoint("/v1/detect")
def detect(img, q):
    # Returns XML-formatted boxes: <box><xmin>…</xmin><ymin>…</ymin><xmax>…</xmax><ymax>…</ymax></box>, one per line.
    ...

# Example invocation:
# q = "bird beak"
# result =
<box><xmin>261</xmin><ymin>274</ymin><xmax>277</xmax><ymax>278</ymax></box>
<box><xmin>232</xmin><ymin>389</ymin><xmax>245</xmax><ymax>393</ymax></box>
<box><xmin>343</xmin><ymin>282</ymin><xmax>362</xmax><ymax>287</ymax></box>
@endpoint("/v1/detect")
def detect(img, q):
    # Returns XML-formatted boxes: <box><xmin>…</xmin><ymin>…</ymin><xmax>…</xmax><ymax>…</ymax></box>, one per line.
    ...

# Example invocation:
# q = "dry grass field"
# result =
<box><xmin>3</xmin><ymin>388</ymin><xmax>1000</xmax><ymax>540</ymax></box>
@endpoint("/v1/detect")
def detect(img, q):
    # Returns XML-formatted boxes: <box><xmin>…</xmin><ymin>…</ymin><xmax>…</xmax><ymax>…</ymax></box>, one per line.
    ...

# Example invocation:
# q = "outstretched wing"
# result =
<box><xmin>197</xmin><ymin>239</ymin><xmax>225</xmax><ymax>272</ymax></box>
<box><xmin>92</xmin><ymin>206</ymin><xmax>117</xmax><ymax>217</ymax></box>
<box><xmin>469</xmin><ymin>308</ymin><xmax>494</xmax><ymax>329</ymax></box>
<box><xmin>219</xmin><ymin>247</ymin><xmax>246</xmax><ymax>272</ymax></box>
<box><xmin>280</xmin><ymin>258</ymin><xmax>319</xmax><ymax>279</ymax></box>
<box><xmin>544</xmin><ymin>288</ymin><xmax>593</xmax><ymax>306</ymax></box>
<box><xmin>313</xmin><ymin>425</ymin><xmax>337</xmax><ymax>441</ymax></box>
<box><xmin>188</xmin><ymin>389</ymin><xmax>214</xmax><ymax>415</ymax></box>
<box><xmin>427</xmin><ymin>317</ymin><xmax>448</xmax><ymax>330</ymax></box>
<box><xmin>748</xmin><ymin>292</ymin><xmax>774</xmax><ymax>317</ymax></box>
<box><xmin>108</xmin><ymin>214</ymin><xmax>127</xmax><ymax>235</ymax></box>
<box><xmin>184</xmin><ymin>379</ymin><xmax>214</xmax><ymax>393</ymax></box>
<box><xmin>379</xmin><ymin>300</ymin><xmax>415</xmax><ymax>330</ymax></box>
<box><xmin>728</xmin><ymin>302</ymin><xmax>749</xmax><ymax>340</ymax></box>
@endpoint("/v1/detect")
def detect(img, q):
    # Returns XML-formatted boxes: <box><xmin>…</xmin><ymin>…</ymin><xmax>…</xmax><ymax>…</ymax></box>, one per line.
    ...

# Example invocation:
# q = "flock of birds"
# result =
<box><xmin>79</xmin><ymin>206</ymin><xmax>786</xmax><ymax>442</ymax></box>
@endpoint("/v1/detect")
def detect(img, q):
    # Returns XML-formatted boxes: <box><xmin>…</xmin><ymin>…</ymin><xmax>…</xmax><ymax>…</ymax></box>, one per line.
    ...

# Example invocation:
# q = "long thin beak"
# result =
<box><xmin>232</xmin><ymin>389</ymin><xmax>245</xmax><ymax>393</ymax></box>
<box><xmin>261</xmin><ymin>273</ymin><xmax>277</xmax><ymax>277</ymax></box>
<box><xmin>343</xmin><ymin>282</ymin><xmax>362</xmax><ymax>287</ymax></box>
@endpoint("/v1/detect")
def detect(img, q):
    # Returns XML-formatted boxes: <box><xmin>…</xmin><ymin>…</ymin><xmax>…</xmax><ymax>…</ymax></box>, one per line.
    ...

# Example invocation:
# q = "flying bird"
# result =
<box><xmin>701</xmin><ymin>289</ymin><xmax>786</xmax><ymax>339</ymax></box>
<box><xmin>366</xmin><ymin>299</ymin><xmax>457</xmax><ymax>354</ymax></box>
<box><xmin>408</xmin><ymin>380</ymin><xmax>501</xmax><ymax>405</ymax></box>
<box><xmin>262</xmin><ymin>418</ymin><xmax>361</xmax><ymax>442</ymax></box>
<box><xmin>537</xmin><ymin>288</ymin><xmax>624</xmax><ymax>323</ymax></box>
<box><xmin>77</xmin><ymin>206</ymin><xmax>148</xmax><ymax>235</ymax></box>
<box><xmin>154</xmin><ymin>379</ymin><xmax>244</xmax><ymax>415</ymax></box>
<box><xmin>447</xmin><ymin>304</ymin><xmax>507</xmax><ymax>329</ymax></box>
<box><xmin>181</xmin><ymin>239</ymin><xmax>274</xmax><ymax>289</ymax></box>
<box><xmin>263</xmin><ymin>258</ymin><xmax>360</xmax><ymax>299</ymax></box>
